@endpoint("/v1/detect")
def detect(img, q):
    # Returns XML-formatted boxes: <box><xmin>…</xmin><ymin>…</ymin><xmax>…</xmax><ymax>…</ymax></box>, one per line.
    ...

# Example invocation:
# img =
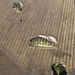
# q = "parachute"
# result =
<box><xmin>52</xmin><ymin>62</ymin><xmax>67</xmax><ymax>75</ymax></box>
<box><xmin>12</xmin><ymin>2</ymin><xmax>23</xmax><ymax>12</ymax></box>
<box><xmin>29</xmin><ymin>35</ymin><xmax>57</xmax><ymax>48</ymax></box>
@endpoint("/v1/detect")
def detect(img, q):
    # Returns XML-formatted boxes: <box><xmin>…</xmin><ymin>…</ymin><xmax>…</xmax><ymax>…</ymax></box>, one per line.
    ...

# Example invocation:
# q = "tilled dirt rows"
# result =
<box><xmin>0</xmin><ymin>0</ymin><xmax>75</xmax><ymax>75</ymax></box>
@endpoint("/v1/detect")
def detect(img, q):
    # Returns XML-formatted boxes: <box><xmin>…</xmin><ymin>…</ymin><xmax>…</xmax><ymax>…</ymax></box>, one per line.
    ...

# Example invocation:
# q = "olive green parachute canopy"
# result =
<box><xmin>12</xmin><ymin>2</ymin><xmax>23</xmax><ymax>12</ymax></box>
<box><xmin>52</xmin><ymin>62</ymin><xmax>67</xmax><ymax>75</ymax></box>
<box><xmin>29</xmin><ymin>35</ymin><xmax>57</xmax><ymax>48</ymax></box>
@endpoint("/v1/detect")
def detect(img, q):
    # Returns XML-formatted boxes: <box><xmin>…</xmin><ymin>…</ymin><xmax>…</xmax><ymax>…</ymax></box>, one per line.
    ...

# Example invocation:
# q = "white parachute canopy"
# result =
<box><xmin>12</xmin><ymin>2</ymin><xmax>23</xmax><ymax>12</ymax></box>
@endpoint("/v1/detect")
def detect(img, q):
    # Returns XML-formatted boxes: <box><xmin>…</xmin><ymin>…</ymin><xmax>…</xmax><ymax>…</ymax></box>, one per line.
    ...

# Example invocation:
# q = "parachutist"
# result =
<box><xmin>20</xmin><ymin>19</ymin><xmax>22</xmax><ymax>22</ymax></box>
